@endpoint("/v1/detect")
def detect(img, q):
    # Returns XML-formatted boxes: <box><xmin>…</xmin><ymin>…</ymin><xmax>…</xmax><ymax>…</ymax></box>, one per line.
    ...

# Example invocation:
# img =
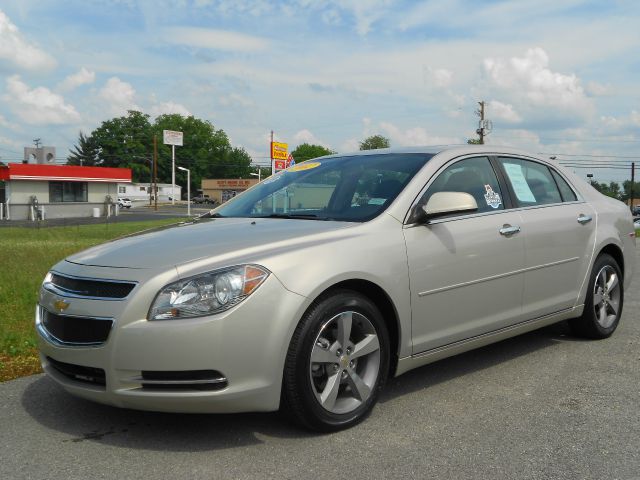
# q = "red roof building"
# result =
<box><xmin>0</xmin><ymin>163</ymin><xmax>132</xmax><ymax>221</ymax></box>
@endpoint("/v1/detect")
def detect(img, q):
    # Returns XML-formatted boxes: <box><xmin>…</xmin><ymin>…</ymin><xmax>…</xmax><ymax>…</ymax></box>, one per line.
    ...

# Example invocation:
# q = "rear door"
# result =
<box><xmin>496</xmin><ymin>157</ymin><xmax>596</xmax><ymax>319</ymax></box>
<box><xmin>404</xmin><ymin>156</ymin><xmax>526</xmax><ymax>354</ymax></box>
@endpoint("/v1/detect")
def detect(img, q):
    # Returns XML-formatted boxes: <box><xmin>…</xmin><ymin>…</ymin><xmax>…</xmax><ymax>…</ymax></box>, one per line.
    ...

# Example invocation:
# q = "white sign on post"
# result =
<box><xmin>163</xmin><ymin>130</ymin><xmax>183</xmax><ymax>146</ymax></box>
<box><xmin>163</xmin><ymin>130</ymin><xmax>183</xmax><ymax>205</ymax></box>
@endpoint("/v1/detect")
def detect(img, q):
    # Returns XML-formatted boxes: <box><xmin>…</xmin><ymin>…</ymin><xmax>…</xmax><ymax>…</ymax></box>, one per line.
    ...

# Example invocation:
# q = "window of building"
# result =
<box><xmin>140</xmin><ymin>186</ymin><xmax>147</xmax><ymax>191</ymax></box>
<box><xmin>49</xmin><ymin>182</ymin><xmax>88</xmax><ymax>202</ymax></box>
<box><xmin>118</xmin><ymin>186</ymin><xmax>126</xmax><ymax>193</ymax></box>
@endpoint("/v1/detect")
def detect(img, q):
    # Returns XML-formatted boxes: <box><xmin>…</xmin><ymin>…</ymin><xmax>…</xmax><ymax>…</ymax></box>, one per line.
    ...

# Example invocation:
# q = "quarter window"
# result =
<box><xmin>499</xmin><ymin>158</ymin><xmax>562</xmax><ymax>206</ymax></box>
<box><xmin>550</xmin><ymin>169</ymin><xmax>578</xmax><ymax>202</ymax></box>
<box><xmin>421</xmin><ymin>157</ymin><xmax>504</xmax><ymax>214</ymax></box>
<box><xmin>49</xmin><ymin>182</ymin><xmax>88</xmax><ymax>202</ymax></box>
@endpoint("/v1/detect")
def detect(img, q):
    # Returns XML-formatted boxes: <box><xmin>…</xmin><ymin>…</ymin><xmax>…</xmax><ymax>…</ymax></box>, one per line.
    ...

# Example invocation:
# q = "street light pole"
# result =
<box><xmin>177</xmin><ymin>166</ymin><xmax>190</xmax><ymax>217</ymax></box>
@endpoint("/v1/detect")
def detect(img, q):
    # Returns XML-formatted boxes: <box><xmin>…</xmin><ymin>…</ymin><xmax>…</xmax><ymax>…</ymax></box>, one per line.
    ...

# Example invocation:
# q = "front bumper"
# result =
<box><xmin>37</xmin><ymin>274</ymin><xmax>307</xmax><ymax>414</ymax></box>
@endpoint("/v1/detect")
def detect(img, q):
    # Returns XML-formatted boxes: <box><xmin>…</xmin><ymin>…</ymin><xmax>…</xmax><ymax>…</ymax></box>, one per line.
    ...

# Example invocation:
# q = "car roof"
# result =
<box><xmin>317</xmin><ymin>144</ymin><xmax>550</xmax><ymax>161</ymax></box>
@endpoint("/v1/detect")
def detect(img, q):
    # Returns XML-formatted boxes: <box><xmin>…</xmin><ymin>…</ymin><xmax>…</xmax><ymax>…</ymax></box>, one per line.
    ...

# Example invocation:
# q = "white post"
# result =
<box><xmin>171</xmin><ymin>144</ymin><xmax>175</xmax><ymax>205</ymax></box>
<box><xmin>186</xmin><ymin>169</ymin><xmax>191</xmax><ymax>217</ymax></box>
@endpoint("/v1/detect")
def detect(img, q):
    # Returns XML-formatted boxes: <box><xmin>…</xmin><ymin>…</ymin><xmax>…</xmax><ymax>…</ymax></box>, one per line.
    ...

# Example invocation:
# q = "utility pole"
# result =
<box><xmin>477</xmin><ymin>101</ymin><xmax>485</xmax><ymax>144</ymax></box>
<box><xmin>153</xmin><ymin>135</ymin><xmax>158</xmax><ymax>211</ymax></box>
<box><xmin>33</xmin><ymin>138</ymin><xmax>41</xmax><ymax>148</ymax></box>
<box><xmin>474</xmin><ymin>101</ymin><xmax>492</xmax><ymax>144</ymax></box>
<box><xmin>270</xmin><ymin>130</ymin><xmax>274</xmax><ymax>175</ymax></box>
<box><xmin>631</xmin><ymin>162</ymin><xmax>635</xmax><ymax>213</ymax></box>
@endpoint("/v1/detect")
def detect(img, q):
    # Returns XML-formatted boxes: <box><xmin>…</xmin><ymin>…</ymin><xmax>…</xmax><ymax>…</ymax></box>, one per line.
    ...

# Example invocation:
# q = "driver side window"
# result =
<box><xmin>421</xmin><ymin>157</ymin><xmax>504</xmax><ymax>215</ymax></box>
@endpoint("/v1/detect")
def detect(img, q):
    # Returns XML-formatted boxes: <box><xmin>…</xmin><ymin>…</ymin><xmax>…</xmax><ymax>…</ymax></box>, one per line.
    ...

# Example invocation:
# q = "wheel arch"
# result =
<box><xmin>315</xmin><ymin>279</ymin><xmax>401</xmax><ymax>377</ymax></box>
<box><xmin>598</xmin><ymin>243</ymin><xmax>625</xmax><ymax>278</ymax></box>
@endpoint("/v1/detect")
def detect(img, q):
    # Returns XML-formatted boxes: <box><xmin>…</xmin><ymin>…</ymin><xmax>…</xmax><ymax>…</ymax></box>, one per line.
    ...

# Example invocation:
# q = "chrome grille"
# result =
<box><xmin>47</xmin><ymin>272</ymin><xmax>135</xmax><ymax>299</ymax></box>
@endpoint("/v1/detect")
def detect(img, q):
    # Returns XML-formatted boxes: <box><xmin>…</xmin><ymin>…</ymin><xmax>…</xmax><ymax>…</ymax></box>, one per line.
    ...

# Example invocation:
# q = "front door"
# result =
<box><xmin>405</xmin><ymin>156</ymin><xmax>526</xmax><ymax>354</ymax></box>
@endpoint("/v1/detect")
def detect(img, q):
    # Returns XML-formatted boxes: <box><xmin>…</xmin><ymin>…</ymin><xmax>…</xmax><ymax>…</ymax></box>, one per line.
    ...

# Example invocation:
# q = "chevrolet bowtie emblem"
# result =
<box><xmin>54</xmin><ymin>299</ymin><xmax>70</xmax><ymax>312</ymax></box>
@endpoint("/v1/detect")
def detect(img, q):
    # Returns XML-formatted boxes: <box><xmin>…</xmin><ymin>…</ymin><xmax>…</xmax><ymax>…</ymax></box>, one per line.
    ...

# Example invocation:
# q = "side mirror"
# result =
<box><xmin>413</xmin><ymin>192</ymin><xmax>478</xmax><ymax>224</ymax></box>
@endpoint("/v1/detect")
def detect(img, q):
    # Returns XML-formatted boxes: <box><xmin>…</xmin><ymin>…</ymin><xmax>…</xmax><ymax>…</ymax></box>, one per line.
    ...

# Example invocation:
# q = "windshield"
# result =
<box><xmin>214</xmin><ymin>153</ymin><xmax>432</xmax><ymax>222</ymax></box>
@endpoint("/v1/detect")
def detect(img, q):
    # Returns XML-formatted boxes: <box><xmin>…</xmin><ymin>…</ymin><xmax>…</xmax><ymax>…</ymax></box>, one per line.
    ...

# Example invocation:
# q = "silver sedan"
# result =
<box><xmin>36</xmin><ymin>146</ymin><xmax>636</xmax><ymax>431</ymax></box>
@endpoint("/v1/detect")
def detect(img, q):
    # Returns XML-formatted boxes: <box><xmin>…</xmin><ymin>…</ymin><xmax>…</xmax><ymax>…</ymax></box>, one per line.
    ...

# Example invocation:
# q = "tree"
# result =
<box><xmin>67</xmin><ymin>131</ymin><xmax>99</xmax><ymax>166</ymax></box>
<box><xmin>359</xmin><ymin>135</ymin><xmax>390</xmax><ymax>150</ymax></box>
<box><xmin>68</xmin><ymin>111</ymin><xmax>244</xmax><ymax>188</ymax></box>
<box><xmin>84</xmin><ymin>110</ymin><xmax>154</xmax><ymax>182</ymax></box>
<box><xmin>467</xmin><ymin>138</ymin><xmax>482</xmax><ymax>145</ymax></box>
<box><xmin>592</xmin><ymin>181</ymin><xmax>623</xmax><ymax>200</ymax></box>
<box><xmin>151</xmin><ymin>113</ymin><xmax>232</xmax><ymax>192</ymax></box>
<box><xmin>290</xmin><ymin>143</ymin><xmax>335</xmax><ymax>163</ymax></box>
<box><xmin>621</xmin><ymin>179</ymin><xmax>640</xmax><ymax>202</ymax></box>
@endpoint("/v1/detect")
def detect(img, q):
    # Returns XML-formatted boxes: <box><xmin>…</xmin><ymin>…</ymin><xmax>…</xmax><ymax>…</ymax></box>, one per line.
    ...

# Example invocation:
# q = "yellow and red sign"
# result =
<box><xmin>271</xmin><ymin>141</ymin><xmax>288</xmax><ymax>160</ymax></box>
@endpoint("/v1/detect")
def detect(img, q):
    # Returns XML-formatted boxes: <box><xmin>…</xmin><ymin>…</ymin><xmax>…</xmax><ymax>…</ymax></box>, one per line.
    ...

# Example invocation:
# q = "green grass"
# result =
<box><xmin>0</xmin><ymin>218</ymin><xmax>184</xmax><ymax>381</ymax></box>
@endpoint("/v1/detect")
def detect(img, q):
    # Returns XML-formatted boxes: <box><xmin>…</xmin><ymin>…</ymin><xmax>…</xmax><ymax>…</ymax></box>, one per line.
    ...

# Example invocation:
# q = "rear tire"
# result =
<box><xmin>569</xmin><ymin>253</ymin><xmax>623</xmax><ymax>339</ymax></box>
<box><xmin>282</xmin><ymin>290</ymin><xmax>390</xmax><ymax>432</ymax></box>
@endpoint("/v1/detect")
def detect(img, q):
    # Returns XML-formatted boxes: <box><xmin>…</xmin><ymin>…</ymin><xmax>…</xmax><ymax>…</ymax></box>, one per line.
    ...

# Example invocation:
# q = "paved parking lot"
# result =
<box><xmin>1</xmin><ymin>247</ymin><xmax>638</xmax><ymax>479</ymax></box>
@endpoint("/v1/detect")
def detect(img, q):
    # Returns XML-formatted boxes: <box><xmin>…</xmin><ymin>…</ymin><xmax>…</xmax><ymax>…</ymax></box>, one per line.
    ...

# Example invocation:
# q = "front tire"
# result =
<box><xmin>569</xmin><ymin>253</ymin><xmax>623</xmax><ymax>339</ymax></box>
<box><xmin>282</xmin><ymin>290</ymin><xmax>390</xmax><ymax>432</ymax></box>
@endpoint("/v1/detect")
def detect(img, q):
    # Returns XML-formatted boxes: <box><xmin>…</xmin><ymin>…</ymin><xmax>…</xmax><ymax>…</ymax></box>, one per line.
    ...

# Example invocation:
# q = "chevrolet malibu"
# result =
<box><xmin>37</xmin><ymin>146</ymin><xmax>636</xmax><ymax>431</ymax></box>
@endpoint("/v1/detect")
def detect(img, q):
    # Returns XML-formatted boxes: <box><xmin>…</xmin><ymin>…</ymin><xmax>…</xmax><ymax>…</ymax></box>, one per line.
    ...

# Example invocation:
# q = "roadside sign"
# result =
<box><xmin>271</xmin><ymin>141</ymin><xmax>288</xmax><ymax>160</ymax></box>
<box><xmin>163</xmin><ymin>130</ymin><xmax>183</xmax><ymax>146</ymax></box>
<box><xmin>286</xmin><ymin>154</ymin><xmax>295</xmax><ymax>168</ymax></box>
<box><xmin>274</xmin><ymin>160</ymin><xmax>286</xmax><ymax>171</ymax></box>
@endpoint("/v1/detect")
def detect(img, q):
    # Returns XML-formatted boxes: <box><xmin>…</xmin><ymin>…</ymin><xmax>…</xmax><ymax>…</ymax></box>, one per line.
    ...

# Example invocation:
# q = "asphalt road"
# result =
<box><xmin>1</xmin><ymin>248</ymin><xmax>638</xmax><ymax>479</ymax></box>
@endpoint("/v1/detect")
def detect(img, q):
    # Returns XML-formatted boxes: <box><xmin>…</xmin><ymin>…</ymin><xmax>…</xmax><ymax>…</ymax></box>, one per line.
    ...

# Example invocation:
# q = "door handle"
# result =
<box><xmin>577</xmin><ymin>214</ymin><xmax>592</xmax><ymax>224</ymax></box>
<box><xmin>499</xmin><ymin>225</ymin><xmax>521</xmax><ymax>236</ymax></box>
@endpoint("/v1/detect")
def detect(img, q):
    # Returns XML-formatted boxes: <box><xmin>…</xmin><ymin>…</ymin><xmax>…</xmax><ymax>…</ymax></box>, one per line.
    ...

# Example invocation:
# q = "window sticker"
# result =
<box><xmin>484</xmin><ymin>185</ymin><xmax>502</xmax><ymax>209</ymax></box>
<box><xmin>368</xmin><ymin>198</ymin><xmax>386</xmax><ymax>205</ymax></box>
<box><xmin>503</xmin><ymin>163</ymin><xmax>536</xmax><ymax>202</ymax></box>
<box><xmin>288</xmin><ymin>161</ymin><xmax>320</xmax><ymax>172</ymax></box>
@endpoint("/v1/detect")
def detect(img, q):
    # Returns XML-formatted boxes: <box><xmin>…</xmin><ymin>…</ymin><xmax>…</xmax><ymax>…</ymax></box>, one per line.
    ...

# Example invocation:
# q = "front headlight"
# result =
<box><xmin>148</xmin><ymin>264</ymin><xmax>270</xmax><ymax>320</ymax></box>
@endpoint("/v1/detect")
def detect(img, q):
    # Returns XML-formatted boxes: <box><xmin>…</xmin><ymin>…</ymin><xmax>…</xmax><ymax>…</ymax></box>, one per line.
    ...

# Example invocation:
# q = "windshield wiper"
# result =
<box><xmin>256</xmin><ymin>213</ymin><xmax>321</xmax><ymax>220</ymax></box>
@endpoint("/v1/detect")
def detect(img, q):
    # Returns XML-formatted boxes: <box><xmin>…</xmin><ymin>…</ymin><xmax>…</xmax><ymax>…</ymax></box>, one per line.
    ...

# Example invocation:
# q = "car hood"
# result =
<box><xmin>65</xmin><ymin>217</ymin><xmax>357</xmax><ymax>269</ymax></box>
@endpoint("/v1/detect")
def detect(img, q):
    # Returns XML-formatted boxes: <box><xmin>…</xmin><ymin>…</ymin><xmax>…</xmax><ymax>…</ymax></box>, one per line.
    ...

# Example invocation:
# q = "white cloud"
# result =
<box><xmin>340</xmin><ymin>138</ymin><xmax>361</xmax><ymax>153</ymax></box>
<box><xmin>586</xmin><ymin>81</ymin><xmax>612</xmax><ymax>96</ymax></box>
<box><xmin>0</xmin><ymin>114</ymin><xmax>9</xmax><ymax>128</ymax></box>
<box><xmin>99</xmin><ymin>77</ymin><xmax>140</xmax><ymax>116</ymax></box>
<box><xmin>378</xmin><ymin>121</ymin><xmax>461</xmax><ymax>147</ymax></box>
<box><xmin>292</xmin><ymin>129</ymin><xmax>328</xmax><ymax>147</ymax></box>
<box><xmin>483</xmin><ymin>48</ymin><xmax>592</xmax><ymax>114</ymax></box>
<box><xmin>58</xmin><ymin>67</ymin><xmax>96</xmax><ymax>91</ymax></box>
<box><xmin>0</xmin><ymin>10</ymin><xmax>56</xmax><ymax>70</ymax></box>
<box><xmin>218</xmin><ymin>93</ymin><xmax>254</xmax><ymax>108</ymax></box>
<box><xmin>487</xmin><ymin>129</ymin><xmax>543</xmax><ymax>151</ymax></box>
<box><xmin>3</xmin><ymin>76</ymin><xmax>80</xmax><ymax>125</ymax></box>
<box><xmin>164</xmin><ymin>27</ymin><xmax>269</xmax><ymax>52</ymax></box>
<box><xmin>489</xmin><ymin>100</ymin><xmax>521</xmax><ymax>123</ymax></box>
<box><xmin>149</xmin><ymin>101</ymin><xmax>191</xmax><ymax>117</ymax></box>
<box><xmin>426</xmin><ymin>67</ymin><xmax>453</xmax><ymax>88</ymax></box>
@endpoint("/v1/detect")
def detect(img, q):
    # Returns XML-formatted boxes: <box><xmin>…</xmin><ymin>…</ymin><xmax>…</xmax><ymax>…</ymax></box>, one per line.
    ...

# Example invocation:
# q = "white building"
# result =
<box><xmin>0</xmin><ymin>163</ymin><xmax>131</xmax><ymax>220</ymax></box>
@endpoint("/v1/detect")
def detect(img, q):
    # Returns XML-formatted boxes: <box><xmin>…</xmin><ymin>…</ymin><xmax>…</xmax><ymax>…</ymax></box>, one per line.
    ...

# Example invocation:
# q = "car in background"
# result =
<box><xmin>634</xmin><ymin>218</ymin><xmax>640</xmax><ymax>229</ymax></box>
<box><xmin>191</xmin><ymin>194</ymin><xmax>215</xmax><ymax>204</ymax></box>
<box><xmin>37</xmin><ymin>146</ymin><xmax>636</xmax><ymax>432</ymax></box>
<box><xmin>632</xmin><ymin>205</ymin><xmax>640</xmax><ymax>216</ymax></box>
<box><xmin>117</xmin><ymin>198</ymin><xmax>132</xmax><ymax>209</ymax></box>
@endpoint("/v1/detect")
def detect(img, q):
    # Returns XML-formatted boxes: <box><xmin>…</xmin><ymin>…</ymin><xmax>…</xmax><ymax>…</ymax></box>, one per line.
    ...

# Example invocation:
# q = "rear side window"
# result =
<box><xmin>550</xmin><ymin>169</ymin><xmax>578</xmax><ymax>202</ymax></box>
<box><xmin>499</xmin><ymin>157</ymin><xmax>562</xmax><ymax>207</ymax></box>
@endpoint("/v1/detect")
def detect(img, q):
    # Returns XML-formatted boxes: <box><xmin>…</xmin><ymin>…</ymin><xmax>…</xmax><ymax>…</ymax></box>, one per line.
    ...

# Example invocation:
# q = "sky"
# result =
<box><xmin>0</xmin><ymin>0</ymin><xmax>639</xmax><ymax>183</ymax></box>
